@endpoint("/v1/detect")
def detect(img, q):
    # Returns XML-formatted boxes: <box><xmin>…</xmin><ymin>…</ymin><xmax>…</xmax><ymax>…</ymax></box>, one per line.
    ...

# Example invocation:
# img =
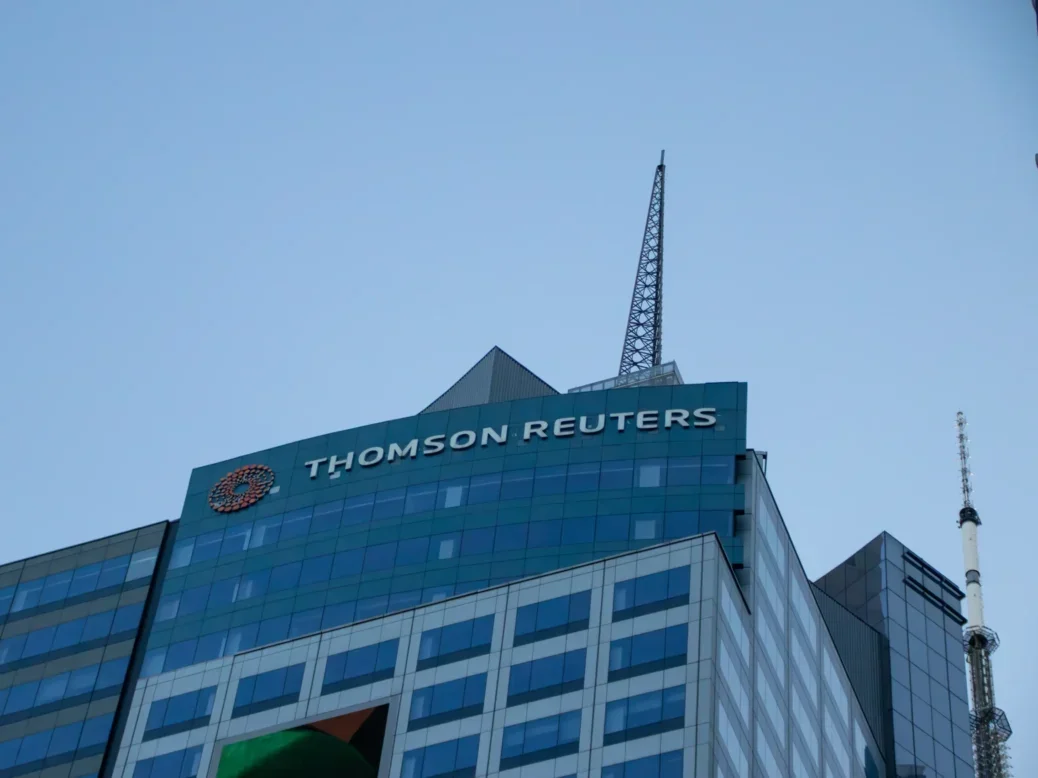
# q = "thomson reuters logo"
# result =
<box><xmin>208</xmin><ymin>464</ymin><xmax>275</xmax><ymax>513</ymax></box>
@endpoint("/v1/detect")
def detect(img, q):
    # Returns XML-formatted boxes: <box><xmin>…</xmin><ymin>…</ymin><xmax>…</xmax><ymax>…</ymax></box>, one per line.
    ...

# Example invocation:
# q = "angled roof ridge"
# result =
<box><xmin>420</xmin><ymin>346</ymin><xmax>499</xmax><ymax>413</ymax></box>
<box><xmin>487</xmin><ymin>346</ymin><xmax>557</xmax><ymax>395</ymax></box>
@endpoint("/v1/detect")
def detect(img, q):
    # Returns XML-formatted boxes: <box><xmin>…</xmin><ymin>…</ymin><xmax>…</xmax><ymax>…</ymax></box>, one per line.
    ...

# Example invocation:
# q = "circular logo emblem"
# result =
<box><xmin>208</xmin><ymin>464</ymin><xmax>275</xmax><ymax>513</ymax></box>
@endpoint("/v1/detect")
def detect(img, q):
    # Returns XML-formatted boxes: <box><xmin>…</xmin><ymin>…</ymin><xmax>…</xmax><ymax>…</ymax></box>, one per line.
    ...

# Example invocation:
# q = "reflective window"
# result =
<box><xmin>612</xmin><ymin>566</ymin><xmax>690</xmax><ymax>621</ymax></box>
<box><xmin>716</xmin><ymin>697</ymin><xmax>749</xmax><ymax>778</ymax></box>
<box><xmin>500</xmin><ymin>710</ymin><xmax>581</xmax><ymax>769</ymax></box>
<box><xmin>602</xmin><ymin>750</ymin><xmax>682</xmax><ymax>778</ymax></box>
<box><xmin>822</xmin><ymin>650</ymin><xmax>850</xmax><ymax>728</ymax></box>
<box><xmin>507</xmin><ymin>648</ymin><xmax>586</xmax><ymax>705</ymax></box>
<box><xmin>608</xmin><ymin>623</ymin><xmax>687</xmax><ymax>681</ymax></box>
<box><xmin>824</xmin><ymin>705</ymin><xmax>851</xmax><ymax>777</ymax></box>
<box><xmin>144</xmin><ymin>687</ymin><xmax>217</xmax><ymax>741</ymax></box>
<box><xmin>409</xmin><ymin>673</ymin><xmax>487</xmax><ymax>730</ymax></box>
<box><xmin>0</xmin><ymin>712</ymin><xmax>113</xmax><ymax>772</ymax></box>
<box><xmin>3</xmin><ymin>548</ymin><xmax>158</xmax><ymax>618</ymax></box>
<box><xmin>791</xmin><ymin>624</ymin><xmax>818</xmax><ymax>707</ymax></box>
<box><xmin>0</xmin><ymin>604</ymin><xmax>143</xmax><ymax>670</ymax></box>
<box><xmin>604</xmin><ymin>685</ymin><xmax>684</xmax><ymax>744</ymax></box>
<box><xmin>0</xmin><ymin>657</ymin><xmax>127</xmax><ymax>720</ymax></box>
<box><xmin>756</xmin><ymin>723</ymin><xmax>783</xmax><ymax>778</ymax></box>
<box><xmin>401</xmin><ymin>735</ymin><xmax>478</xmax><ymax>778</ymax></box>
<box><xmin>417</xmin><ymin>615</ymin><xmax>494</xmax><ymax>670</ymax></box>
<box><xmin>758</xmin><ymin>612</ymin><xmax>786</xmax><ymax>689</ymax></box>
<box><xmin>513</xmin><ymin>590</ymin><xmax>591</xmax><ymax>646</ymax></box>
<box><xmin>599</xmin><ymin>460</ymin><xmax>633</xmax><ymax>490</ymax></box>
<box><xmin>131</xmin><ymin>745</ymin><xmax>204</xmax><ymax>778</ymax></box>
<box><xmin>791</xmin><ymin>572</ymin><xmax>818</xmax><ymax>650</ymax></box>
<box><xmin>757</xmin><ymin>663</ymin><xmax>786</xmax><ymax>748</ymax></box>
<box><xmin>718</xmin><ymin>638</ymin><xmax>750</xmax><ymax>727</ymax></box>
<box><xmin>792</xmin><ymin>683</ymin><xmax>820</xmax><ymax>769</ymax></box>
<box><xmin>756</xmin><ymin>551</ymin><xmax>786</xmax><ymax>629</ymax></box>
<box><xmin>756</xmin><ymin>492</ymin><xmax>787</xmax><ymax>578</ymax></box>
<box><xmin>720</xmin><ymin>582</ymin><xmax>751</xmax><ymax>664</ymax></box>
<box><xmin>232</xmin><ymin>664</ymin><xmax>305</xmax><ymax>718</ymax></box>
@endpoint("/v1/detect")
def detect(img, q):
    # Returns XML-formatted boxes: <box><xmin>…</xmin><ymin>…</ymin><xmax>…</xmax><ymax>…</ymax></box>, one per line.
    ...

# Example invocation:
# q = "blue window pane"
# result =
<box><xmin>164</xmin><ymin>692</ymin><xmax>196</xmax><ymax>726</ymax></box>
<box><xmin>23</xmin><ymin>625</ymin><xmax>56</xmax><ymax>657</ymax></box>
<box><xmin>429</xmin><ymin>533</ymin><xmax>460</xmax><ymax>561</ymax></box>
<box><xmin>97</xmin><ymin>556</ymin><xmax>130</xmax><ymax>588</ymax></box>
<box><xmin>5</xmin><ymin>682</ymin><xmax>39</xmax><ymax>713</ymax></box>
<box><xmin>471</xmin><ymin>615</ymin><xmax>494</xmax><ymax>647</ymax></box>
<box><xmin>69</xmin><ymin>664</ymin><xmax>100</xmax><ymax>696</ymax></box>
<box><xmin>436</xmin><ymin>479</ymin><xmax>468</xmax><ymax>510</ymax></box>
<box><xmin>155</xmin><ymin>594</ymin><xmax>180</xmax><ymax>622</ymax></box>
<box><xmin>600</xmin><ymin>460</ymin><xmax>634</xmax><ymax>490</ymax></box>
<box><xmin>52</xmin><ymin>617</ymin><xmax>87</xmax><ymax>649</ymax></box>
<box><xmin>700</xmin><ymin>510</ymin><xmax>733</xmax><ymax>536</ymax></box>
<box><xmin>140</xmin><ymin>648</ymin><xmax>166</xmax><ymax>678</ymax></box>
<box><xmin>364</xmin><ymin>542</ymin><xmax>397</xmax><ymax>572</ymax></box>
<box><xmin>234</xmin><ymin>675</ymin><xmax>256</xmax><ymax>708</ymax></box>
<box><xmin>179</xmin><ymin>585</ymin><xmax>210</xmax><ymax>616</ymax></box>
<box><xmin>500</xmin><ymin>469</ymin><xmax>533</xmax><ymax>500</ymax></box>
<box><xmin>342</xmin><ymin>494</ymin><xmax>374</xmax><ymax>526</ymax></box>
<box><xmin>208</xmin><ymin>578</ymin><xmax>238</xmax><ymax>608</ymax></box>
<box><xmin>289</xmin><ymin>608</ymin><xmax>322</xmax><ymax>638</ymax></box>
<box><xmin>40</xmin><ymin>570</ymin><xmax>74</xmax><ymax>605</ymax></box>
<box><xmin>533</xmin><ymin>465</ymin><xmax>567</xmax><ymax>496</ymax></box>
<box><xmin>345</xmin><ymin>644</ymin><xmax>378</xmax><ymax>678</ymax></box>
<box><xmin>299</xmin><ymin>555</ymin><xmax>333</xmax><ymax>586</ymax></box>
<box><xmin>389</xmin><ymin>590</ymin><xmax>422</xmax><ymax>612</ymax></box>
<box><xmin>220</xmin><ymin>524</ymin><xmax>251</xmax><ymax>557</ymax></box>
<box><xmin>561</xmin><ymin>517</ymin><xmax>594</xmax><ymax>545</ymax></box>
<box><xmin>312</xmin><ymin>500</ymin><xmax>344</xmax><ymax>532</ymax></box>
<box><xmin>494</xmin><ymin>523</ymin><xmax>527</xmax><ymax>551</ymax></box>
<box><xmin>17</xmin><ymin>730</ymin><xmax>50</xmax><ymax>765</ymax></box>
<box><xmin>377</xmin><ymin>639</ymin><xmax>399</xmax><ymax>670</ymax></box>
<box><xmin>373</xmin><ymin>489</ymin><xmax>406</xmax><ymax>519</ymax></box>
<box><xmin>69</xmin><ymin>562</ymin><xmax>104</xmax><ymax>596</ymax></box>
<box><xmin>322</xmin><ymin>602</ymin><xmax>356</xmax><ymax>630</ymax></box>
<box><xmin>331</xmin><ymin>549</ymin><xmax>363</xmax><ymax>579</ymax></box>
<box><xmin>508</xmin><ymin>662</ymin><xmax>532</xmax><ymax>696</ymax></box>
<box><xmin>269</xmin><ymin>562</ymin><xmax>302</xmax><ymax>592</ymax></box>
<box><xmin>257</xmin><ymin>616</ymin><xmax>290</xmax><ymax>647</ymax></box>
<box><xmin>664</xmin><ymin>511</ymin><xmax>698</xmax><ymax>539</ymax></box>
<box><xmin>194</xmin><ymin>632</ymin><xmax>227</xmax><ymax>663</ymax></box>
<box><xmin>0</xmin><ymin>739</ymin><xmax>18</xmax><ymax>770</ymax></box>
<box><xmin>667</xmin><ymin>457</ymin><xmax>701</xmax><ymax>485</ymax></box>
<box><xmin>168</xmin><ymin>540</ymin><xmax>194</xmax><ymax>570</ymax></box>
<box><xmin>284</xmin><ymin>664</ymin><xmax>305</xmax><ymax>695</ymax></box>
<box><xmin>191</xmin><ymin>532</ymin><xmax>223</xmax><ymax>563</ymax></box>
<box><xmin>196</xmin><ymin>687</ymin><xmax>217</xmax><ymax>718</ymax></box>
<box><xmin>12</xmin><ymin>580</ymin><xmax>44</xmax><ymax>612</ymax></box>
<box><xmin>566</xmin><ymin>462</ymin><xmax>600</xmax><ymax>492</ymax></box>
<box><xmin>37</xmin><ymin>672</ymin><xmax>70</xmax><ymax>704</ymax></box>
<box><xmin>632</xmin><ymin>514</ymin><xmax>662</xmax><ymax>542</ymax></box>
<box><xmin>456</xmin><ymin>735</ymin><xmax>479</xmax><ymax>769</ymax></box>
<box><xmin>396</xmin><ymin>538</ymin><xmax>430</xmax><ymax>566</ymax></box>
<box><xmin>569</xmin><ymin>590</ymin><xmax>591</xmax><ymax>620</ymax></box>
<box><xmin>0</xmin><ymin>634</ymin><xmax>27</xmax><ymax>666</ymax></box>
<box><xmin>356</xmin><ymin>595</ymin><xmax>388</xmax><ymax>620</ymax></box>
<box><xmin>528</xmin><ymin>520</ymin><xmax>562</xmax><ymax>548</ymax></box>
<box><xmin>250</xmin><ymin>516</ymin><xmax>281</xmax><ymax>549</ymax></box>
<box><xmin>281</xmin><ymin>508</ymin><xmax>312</xmax><ymax>539</ymax></box>
<box><xmin>597</xmin><ymin>514</ymin><xmax>629</xmax><ymax>542</ymax></box>
<box><xmin>702</xmin><ymin>455</ymin><xmax>734</xmax><ymax>484</ymax></box>
<box><xmin>635</xmin><ymin>460</ymin><xmax>667</xmax><ymax>488</ymax></box>
<box><xmin>252</xmin><ymin>668</ymin><xmax>286</xmax><ymax>704</ymax></box>
<box><xmin>47</xmin><ymin>721</ymin><xmax>82</xmax><ymax>757</ymax></box>
<box><xmin>80</xmin><ymin>713</ymin><xmax>114</xmax><ymax>747</ymax></box>
<box><xmin>461</xmin><ymin>528</ymin><xmax>495</xmax><ymax>556</ymax></box>
<box><xmin>97</xmin><ymin>657</ymin><xmax>129</xmax><ymax>689</ymax></box>
<box><xmin>468</xmin><ymin>473</ymin><xmax>501</xmax><ymax>504</ymax></box>
<box><xmin>0</xmin><ymin>586</ymin><xmax>12</xmax><ymax>617</ymax></box>
<box><xmin>113</xmin><ymin>603</ymin><xmax>145</xmax><ymax>633</ymax></box>
<box><xmin>164</xmin><ymin>640</ymin><xmax>197</xmax><ymax>672</ymax></box>
<box><xmin>226</xmin><ymin>623</ymin><xmax>259</xmax><ymax>655</ymax></box>
<box><xmin>404</xmin><ymin>484</ymin><xmax>437</xmax><ymax>515</ymax></box>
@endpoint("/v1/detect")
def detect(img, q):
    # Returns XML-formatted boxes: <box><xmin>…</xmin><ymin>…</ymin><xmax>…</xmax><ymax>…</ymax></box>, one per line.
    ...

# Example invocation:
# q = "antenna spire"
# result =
<box><xmin>955</xmin><ymin>412</ymin><xmax>1012</xmax><ymax>778</ymax></box>
<box><xmin>618</xmin><ymin>151</ymin><xmax>666</xmax><ymax>376</ymax></box>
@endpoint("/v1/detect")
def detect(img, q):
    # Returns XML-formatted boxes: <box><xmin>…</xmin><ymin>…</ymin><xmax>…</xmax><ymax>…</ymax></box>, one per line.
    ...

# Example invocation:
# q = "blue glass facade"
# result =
<box><xmin>140</xmin><ymin>383</ymin><xmax>747</xmax><ymax>678</ymax></box>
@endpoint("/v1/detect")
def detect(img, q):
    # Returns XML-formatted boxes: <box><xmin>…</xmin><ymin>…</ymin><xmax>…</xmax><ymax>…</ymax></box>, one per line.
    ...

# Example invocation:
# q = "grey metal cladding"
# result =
<box><xmin>811</xmin><ymin>582</ymin><xmax>889</xmax><ymax>764</ymax></box>
<box><xmin>421</xmin><ymin>346</ymin><xmax>558</xmax><ymax>413</ymax></box>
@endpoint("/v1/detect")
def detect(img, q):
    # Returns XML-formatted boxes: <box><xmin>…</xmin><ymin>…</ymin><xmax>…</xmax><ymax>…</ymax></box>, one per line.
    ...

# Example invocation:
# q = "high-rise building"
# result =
<box><xmin>0</xmin><ymin>350</ymin><xmax>976</xmax><ymax>778</ymax></box>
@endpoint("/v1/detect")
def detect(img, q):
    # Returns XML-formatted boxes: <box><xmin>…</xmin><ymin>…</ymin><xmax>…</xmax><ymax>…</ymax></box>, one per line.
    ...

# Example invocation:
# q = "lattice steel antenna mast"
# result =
<box><xmin>956</xmin><ymin>412</ymin><xmax>1012</xmax><ymax>778</ymax></box>
<box><xmin>618</xmin><ymin>151</ymin><xmax>665</xmax><ymax>376</ymax></box>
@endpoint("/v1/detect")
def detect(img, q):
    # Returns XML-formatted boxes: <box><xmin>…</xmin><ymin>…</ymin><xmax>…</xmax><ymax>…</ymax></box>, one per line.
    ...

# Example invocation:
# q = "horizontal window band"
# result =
<box><xmin>612</xmin><ymin>595</ymin><xmax>690</xmax><ymax>623</ymax></box>
<box><xmin>231</xmin><ymin>693</ymin><xmax>300</xmax><ymax>720</ymax></box>
<box><xmin>499</xmin><ymin>741</ymin><xmax>579</xmax><ymax>771</ymax></box>
<box><xmin>512</xmin><ymin>620</ymin><xmax>589</xmax><ymax>648</ymax></box>
<box><xmin>608</xmin><ymin>653</ymin><xmax>686</xmax><ymax>683</ymax></box>
<box><xmin>603</xmin><ymin>716</ymin><xmax>684</xmax><ymax>746</ymax></box>
<box><xmin>321</xmin><ymin>668</ymin><xmax>395</xmax><ymax>696</ymax></box>
<box><xmin>507</xmin><ymin>679</ymin><xmax>585</xmax><ymax>708</ymax></box>
<box><xmin>415</xmin><ymin>645</ymin><xmax>490</xmax><ymax>672</ymax></box>
<box><xmin>142</xmin><ymin>716</ymin><xmax>212</xmax><ymax>742</ymax></box>
<box><xmin>407</xmin><ymin>704</ymin><xmax>484</xmax><ymax>732</ymax></box>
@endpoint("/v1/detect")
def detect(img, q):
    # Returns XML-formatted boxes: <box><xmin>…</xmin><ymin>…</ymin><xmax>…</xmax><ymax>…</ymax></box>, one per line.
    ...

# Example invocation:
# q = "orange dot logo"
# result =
<box><xmin>208</xmin><ymin>464</ymin><xmax>275</xmax><ymax>513</ymax></box>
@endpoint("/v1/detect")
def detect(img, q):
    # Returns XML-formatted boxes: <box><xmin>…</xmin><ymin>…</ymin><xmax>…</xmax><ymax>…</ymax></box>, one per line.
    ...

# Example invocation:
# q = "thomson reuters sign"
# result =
<box><xmin>304</xmin><ymin>407</ymin><xmax>717</xmax><ymax>481</ymax></box>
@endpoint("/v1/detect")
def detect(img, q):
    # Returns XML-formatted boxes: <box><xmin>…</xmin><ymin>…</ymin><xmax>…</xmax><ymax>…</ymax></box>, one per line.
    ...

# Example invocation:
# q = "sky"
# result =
<box><xmin>1</xmin><ymin>1</ymin><xmax>1036</xmax><ymax>772</ymax></box>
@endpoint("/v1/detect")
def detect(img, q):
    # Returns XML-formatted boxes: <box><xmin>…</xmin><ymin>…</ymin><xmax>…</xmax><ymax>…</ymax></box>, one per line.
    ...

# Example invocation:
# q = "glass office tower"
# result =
<box><xmin>0</xmin><ymin>348</ymin><xmax>976</xmax><ymax>778</ymax></box>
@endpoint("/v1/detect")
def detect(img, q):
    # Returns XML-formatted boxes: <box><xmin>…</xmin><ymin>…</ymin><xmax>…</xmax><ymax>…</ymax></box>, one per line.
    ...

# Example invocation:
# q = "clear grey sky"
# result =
<box><xmin>1</xmin><ymin>2</ymin><xmax>1035</xmax><ymax>771</ymax></box>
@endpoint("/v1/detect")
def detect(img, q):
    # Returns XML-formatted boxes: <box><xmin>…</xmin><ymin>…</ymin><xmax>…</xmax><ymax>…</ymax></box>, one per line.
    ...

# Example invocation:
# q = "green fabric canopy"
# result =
<box><xmin>215</xmin><ymin>728</ymin><xmax>376</xmax><ymax>778</ymax></box>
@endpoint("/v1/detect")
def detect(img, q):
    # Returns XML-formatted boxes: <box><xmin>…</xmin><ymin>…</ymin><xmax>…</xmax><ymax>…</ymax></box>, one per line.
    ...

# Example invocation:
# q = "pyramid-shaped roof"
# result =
<box><xmin>421</xmin><ymin>347</ymin><xmax>558</xmax><ymax>413</ymax></box>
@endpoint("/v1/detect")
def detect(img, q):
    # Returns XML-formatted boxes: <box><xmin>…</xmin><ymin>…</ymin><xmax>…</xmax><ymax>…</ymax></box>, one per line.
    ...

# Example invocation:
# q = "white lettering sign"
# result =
<box><xmin>304</xmin><ymin>407</ymin><xmax>717</xmax><ymax>479</ymax></box>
